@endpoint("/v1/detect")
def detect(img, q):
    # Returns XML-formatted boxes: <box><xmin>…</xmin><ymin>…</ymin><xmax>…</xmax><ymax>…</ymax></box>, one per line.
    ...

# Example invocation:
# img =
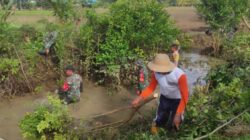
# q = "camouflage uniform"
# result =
<box><xmin>136</xmin><ymin>61</ymin><xmax>149</xmax><ymax>95</ymax></box>
<box><xmin>44</xmin><ymin>31</ymin><xmax>58</xmax><ymax>49</ymax></box>
<box><xmin>38</xmin><ymin>31</ymin><xmax>58</xmax><ymax>55</ymax></box>
<box><xmin>59</xmin><ymin>73</ymin><xmax>83</xmax><ymax>104</ymax></box>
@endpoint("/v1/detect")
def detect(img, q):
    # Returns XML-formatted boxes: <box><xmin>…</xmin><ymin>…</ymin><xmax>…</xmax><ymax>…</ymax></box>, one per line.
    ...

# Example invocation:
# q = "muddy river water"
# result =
<box><xmin>0</xmin><ymin>52</ymin><xmax>223</xmax><ymax>140</ymax></box>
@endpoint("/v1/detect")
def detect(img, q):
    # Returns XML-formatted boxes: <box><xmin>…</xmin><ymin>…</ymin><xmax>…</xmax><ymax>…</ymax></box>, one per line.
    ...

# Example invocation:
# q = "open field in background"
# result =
<box><xmin>166</xmin><ymin>7</ymin><xmax>208</xmax><ymax>32</ymax></box>
<box><xmin>4</xmin><ymin>7</ymin><xmax>206</xmax><ymax>32</ymax></box>
<box><xmin>5</xmin><ymin>8</ymin><xmax>109</xmax><ymax>26</ymax></box>
<box><xmin>5</xmin><ymin>10</ymin><xmax>55</xmax><ymax>26</ymax></box>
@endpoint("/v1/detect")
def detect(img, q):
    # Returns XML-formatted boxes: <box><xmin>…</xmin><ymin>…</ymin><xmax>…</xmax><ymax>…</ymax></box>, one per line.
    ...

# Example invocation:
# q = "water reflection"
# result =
<box><xmin>180</xmin><ymin>52</ymin><xmax>224</xmax><ymax>94</ymax></box>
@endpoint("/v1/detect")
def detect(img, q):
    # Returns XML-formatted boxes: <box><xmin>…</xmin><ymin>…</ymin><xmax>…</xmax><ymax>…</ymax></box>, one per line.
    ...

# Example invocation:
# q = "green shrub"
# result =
<box><xmin>207</xmin><ymin>33</ymin><xmax>250</xmax><ymax>88</ymax></box>
<box><xmin>49</xmin><ymin>0</ymin><xmax>76</xmax><ymax>22</ymax></box>
<box><xmin>0</xmin><ymin>23</ymin><xmax>45</xmax><ymax>96</ymax></box>
<box><xmin>197</xmin><ymin>0</ymin><xmax>249</xmax><ymax>33</ymax></box>
<box><xmin>79</xmin><ymin>0</ymin><xmax>179</xmax><ymax>88</ymax></box>
<box><xmin>19</xmin><ymin>96</ymin><xmax>71</xmax><ymax>139</ymax></box>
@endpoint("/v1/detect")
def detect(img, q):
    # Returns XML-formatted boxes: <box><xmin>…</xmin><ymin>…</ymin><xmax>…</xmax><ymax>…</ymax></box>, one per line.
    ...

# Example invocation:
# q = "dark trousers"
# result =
<box><xmin>155</xmin><ymin>95</ymin><xmax>180</xmax><ymax>129</ymax></box>
<box><xmin>58</xmin><ymin>90</ymin><xmax>79</xmax><ymax>104</ymax></box>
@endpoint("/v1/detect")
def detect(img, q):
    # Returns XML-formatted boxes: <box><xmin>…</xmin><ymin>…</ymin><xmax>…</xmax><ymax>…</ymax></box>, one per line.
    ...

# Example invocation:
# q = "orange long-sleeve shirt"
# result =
<box><xmin>140</xmin><ymin>73</ymin><xmax>189</xmax><ymax>114</ymax></box>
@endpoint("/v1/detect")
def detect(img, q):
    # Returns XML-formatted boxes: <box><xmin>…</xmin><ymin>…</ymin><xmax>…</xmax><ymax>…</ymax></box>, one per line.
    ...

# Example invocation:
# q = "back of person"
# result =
<box><xmin>66</xmin><ymin>73</ymin><xmax>83</xmax><ymax>98</ymax></box>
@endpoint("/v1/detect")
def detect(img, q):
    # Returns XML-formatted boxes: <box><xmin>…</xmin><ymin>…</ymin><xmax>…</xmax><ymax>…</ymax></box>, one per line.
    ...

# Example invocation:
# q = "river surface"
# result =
<box><xmin>0</xmin><ymin>52</ymin><xmax>223</xmax><ymax>140</ymax></box>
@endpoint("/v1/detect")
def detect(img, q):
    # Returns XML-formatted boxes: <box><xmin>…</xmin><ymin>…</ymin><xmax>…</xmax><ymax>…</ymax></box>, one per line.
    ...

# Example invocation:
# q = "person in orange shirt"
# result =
<box><xmin>132</xmin><ymin>54</ymin><xmax>189</xmax><ymax>134</ymax></box>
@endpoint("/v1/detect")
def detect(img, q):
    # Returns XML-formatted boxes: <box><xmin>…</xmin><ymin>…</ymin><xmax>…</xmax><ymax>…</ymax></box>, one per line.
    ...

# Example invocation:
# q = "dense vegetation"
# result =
<box><xmin>19</xmin><ymin>96</ymin><xmax>72</xmax><ymax>139</ymax></box>
<box><xmin>197</xmin><ymin>0</ymin><xmax>249</xmax><ymax>33</ymax></box>
<box><xmin>78</xmin><ymin>0</ymin><xmax>179</xmax><ymax>90</ymax></box>
<box><xmin>0</xmin><ymin>0</ymin><xmax>249</xmax><ymax>139</ymax></box>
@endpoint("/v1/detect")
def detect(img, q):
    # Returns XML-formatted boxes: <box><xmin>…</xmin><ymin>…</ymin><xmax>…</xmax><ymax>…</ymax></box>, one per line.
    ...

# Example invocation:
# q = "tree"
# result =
<box><xmin>197</xmin><ymin>0</ymin><xmax>249</xmax><ymax>33</ymax></box>
<box><xmin>80</xmin><ymin>0</ymin><xmax>179</xmax><ymax>88</ymax></box>
<box><xmin>49</xmin><ymin>0</ymin><xmax>76</xmax><ymax>22</ymax></box>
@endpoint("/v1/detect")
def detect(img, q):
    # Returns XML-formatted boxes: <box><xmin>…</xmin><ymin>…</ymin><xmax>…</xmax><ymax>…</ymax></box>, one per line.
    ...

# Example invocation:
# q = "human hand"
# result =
<box><xmin>45</xmin><ymin>48</ymin><xmax>49</xmax><ymax>55</ymax></box>
<box><xmin>132</xmin><ymin>96</ymin><xmax>143</xmax><ymax>108</ymax></box>
<box><xmin>173</xmin><ymin>113</ymin><xmax>182</xmax><ymax>130</ymax></box>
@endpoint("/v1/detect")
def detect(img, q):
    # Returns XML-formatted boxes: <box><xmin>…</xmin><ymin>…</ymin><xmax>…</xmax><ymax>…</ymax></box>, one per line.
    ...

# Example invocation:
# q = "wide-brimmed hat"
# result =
<box><xmin>148</xmin><ymin>54</ymin><xmax>175</xmax><ymax>72</ymax></box>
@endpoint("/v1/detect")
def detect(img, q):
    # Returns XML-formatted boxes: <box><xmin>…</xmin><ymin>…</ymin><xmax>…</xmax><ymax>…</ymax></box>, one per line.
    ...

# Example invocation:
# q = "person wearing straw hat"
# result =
<box><xmin>132</xmin><ymin>54</ymin><xmax>189</xmax><ymax>134</ymax></box>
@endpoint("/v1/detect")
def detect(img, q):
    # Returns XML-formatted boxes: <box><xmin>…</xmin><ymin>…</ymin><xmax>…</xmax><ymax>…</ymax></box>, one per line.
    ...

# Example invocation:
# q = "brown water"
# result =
<box><xmin>0</xmin><ymin>52</ymin><xmax>223</xmax><ymax>140</ymax></box>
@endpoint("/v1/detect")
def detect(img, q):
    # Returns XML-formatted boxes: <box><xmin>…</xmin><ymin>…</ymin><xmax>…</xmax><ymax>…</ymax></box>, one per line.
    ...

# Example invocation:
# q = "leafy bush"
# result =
<box><xmin>0</xmin><ymin>23</ymin><xmax>45</xmax><ymax>96</ymax></box>
<box><xmin>49</xmin><ymin>0</ymin><xmax>76</xmax><ymax>22</ymax></box>
<box><xmin>19</xmin><ymin>96</ymin><xmax>71</xmax><ymax>139</ymax></box>
<box><xmin>79</xmin><ymin>0</ymin><xmax>179</xmax><ymax>89</ymax></box>
<box><xmin>197</xmin><ymin>0</ymin><xmax>249</xmax><ymax>33</ymax></box>
<box><xmin>113</xmin><ymin>78</ymin><xmax>250</xmax><ymax>140</ymax></box>
<box><xmin>207</xmin><ymin>33</ymin><xmax>250</xmax><ymax>88</ymax></box>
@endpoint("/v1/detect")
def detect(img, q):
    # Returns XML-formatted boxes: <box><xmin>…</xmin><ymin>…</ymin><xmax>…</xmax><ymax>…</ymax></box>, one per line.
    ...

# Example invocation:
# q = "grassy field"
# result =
<box><xmin>3</xmin><ymin>7</ymin><xmax>205</xmax><ymax>32</ymax></box>
<box><xmin>13</xmin><ymin>10</ymin><xmax>53</xmax><ymax>16</ymax></box>
<box><xmin>4</xmin><ymin>10</ymin><xmax>55</xmax><ymax>26</ymax></box>
<box><xmin>4</xmin><ymin>8</ymin><xmax>109</xmax><ymax>26</ymax></box>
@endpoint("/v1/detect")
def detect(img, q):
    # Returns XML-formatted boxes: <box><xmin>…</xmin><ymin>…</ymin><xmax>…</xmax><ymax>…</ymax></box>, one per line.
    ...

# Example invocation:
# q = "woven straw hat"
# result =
<box><xmin>148</xmin><ymin>54</ymin><xmax>175</xmax><ymax>72</ymax></box>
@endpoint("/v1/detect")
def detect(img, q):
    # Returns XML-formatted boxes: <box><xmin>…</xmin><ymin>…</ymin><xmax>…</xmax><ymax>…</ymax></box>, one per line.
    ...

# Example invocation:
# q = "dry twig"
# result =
<box><xmin>13</xmin><ymin>46</ymin><xmax>33</xmax><ymax>93</ymax></box>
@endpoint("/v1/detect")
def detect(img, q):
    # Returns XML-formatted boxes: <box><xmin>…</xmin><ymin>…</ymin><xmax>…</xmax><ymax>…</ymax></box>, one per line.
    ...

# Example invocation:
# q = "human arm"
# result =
<box><xmin>132</xmin><ymin>73</ymin><xmax>158</xmax><ymax>107</ymax></box>
<box><xmin>174</xmin><ymin>74</ymin><xmax>189</xmax><ymax>129</ymax></box>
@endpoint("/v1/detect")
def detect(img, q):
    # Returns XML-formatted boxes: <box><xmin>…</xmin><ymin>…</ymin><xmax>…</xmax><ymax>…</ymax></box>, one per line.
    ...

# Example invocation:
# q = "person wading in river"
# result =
<box><xmin>135</xmin><ymin>60</ymin><xmax>149</xmax><ymax>95</ymax></box>
<box><xmin>58</xmin><ymin>65</ymin><xmax>83</xmax><ymax>104</ymax></box>
<box><xmin>132</xmin><ymin>54</ymin><xmax>189</xmax><ymax>134</ymax></box>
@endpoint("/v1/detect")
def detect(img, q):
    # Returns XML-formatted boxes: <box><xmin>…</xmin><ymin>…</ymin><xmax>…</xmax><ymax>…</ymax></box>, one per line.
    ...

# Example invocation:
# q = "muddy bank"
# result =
<box><xmin>0</xmin><ymin>51</ymin><xmax>224</xmax><ymax>140</ymax></box>
<box><xmin>0</xmin><ymin>81</ymin><xmax>153</xmax><ymax>140</ymax></box>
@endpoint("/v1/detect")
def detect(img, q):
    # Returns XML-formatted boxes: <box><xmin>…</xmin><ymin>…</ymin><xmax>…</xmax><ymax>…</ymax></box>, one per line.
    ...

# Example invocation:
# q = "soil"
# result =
<box><xmin>166</xmin><ymin>7</ymin><xmax>208</xmax><ymax>33</ymax></box>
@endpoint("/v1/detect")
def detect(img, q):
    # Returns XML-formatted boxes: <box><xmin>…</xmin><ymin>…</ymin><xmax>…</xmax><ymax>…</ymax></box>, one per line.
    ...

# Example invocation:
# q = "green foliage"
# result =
<box><xmin>178</xmin><ymin>33</ymin><xmax>192</xmax><ymax>50</ymax></box>
<box><xmin>49</xmin><ymin>0</ymin><xmax>76</xmax><ymax>22</ymax></box>
<box><xmin>207</xmin><ymin>33</ymin><xmax>250</xmax><ymax>88</ymax></box>
<box><xmin>0</xmin><ymin>0</ymin><xmax>14</xmax><ymax>23</ymax></box>
<box><xmin>160</xmin><ymin>0</ymin><xmax>200</xmax><ymax>6</ymax></box>
<box><xmin>121</xmin><ymin>79</ymin><xmax>248</xmax><ymax>140</ymax></box>
<box><xmin>36</xmin><ymin>0</ymin><xmax>52</xmax><ymax>9</ymax></box>
<box><xmin>19</xmin><ymin>96</ymin><xmax>71</xmax><ymax>139</ymax></box>
<box><xmin>178</xmin><ymin>79</ymin><xmax>249</xmax><ymax>139</ymax></box>
<box><xmin>0</xmin><ymin>23</ymin><xmax>44</xmax><ymax>96</ymax></box>
<box><xmin>0</xmin><ymin>58</ymin><xmax>19</xmax><ymax>81</ymax></box>
<box><xmin>197</xmin><ymin>0</ymin><xmax>249</xmax><ymax>33</ymax></box>
<box><xmin>79</xmin><ymin>0</ymin><xmax>179</xmax><ymax>88</ymax></box>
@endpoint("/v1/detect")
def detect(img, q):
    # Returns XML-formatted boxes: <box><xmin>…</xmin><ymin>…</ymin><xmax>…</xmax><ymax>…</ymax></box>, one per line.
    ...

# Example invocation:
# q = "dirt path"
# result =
<box><xmin>166</xmin><ymin>7</ymin><xmax>208</xmax><ymax>32</ymax></box>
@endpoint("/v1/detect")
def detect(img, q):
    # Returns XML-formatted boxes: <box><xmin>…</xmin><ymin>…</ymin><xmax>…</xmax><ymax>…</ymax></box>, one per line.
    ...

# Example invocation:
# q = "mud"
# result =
<box><xmin>0</xmin><ymin>52</ymin><xmax>224</xmax><ymax>140</ymax></box>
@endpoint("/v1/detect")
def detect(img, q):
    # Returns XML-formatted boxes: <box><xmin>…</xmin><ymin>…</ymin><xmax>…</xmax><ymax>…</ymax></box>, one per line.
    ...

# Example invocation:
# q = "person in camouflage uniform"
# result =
<box><xmin>38</xmin><ymin>31</ymin><xmax>58</xmax><ymax>56</ymax></box>
<box><xmin>135</xmin><ymin>60</ymin><xmax>149</xmax><ymax>95</ymax></box>
<box><xmin>58</xmin><ymin>65</ymin><xmax>83</xmax><ymax>104</ymax></box>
